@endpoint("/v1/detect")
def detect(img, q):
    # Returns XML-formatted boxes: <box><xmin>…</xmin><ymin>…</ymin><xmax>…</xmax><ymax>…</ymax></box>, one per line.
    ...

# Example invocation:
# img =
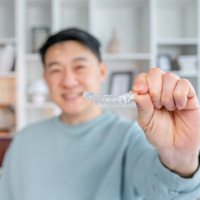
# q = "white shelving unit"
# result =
<box><xmin>0</xmin><ymin>0</ymin><xmax>200</xmax><ymax>131</ymax></box>
<box><xmin>0</xmin><ymin>0</ymin><xmax>17</xmax><ymax>134</ymax></box>
<box><xmin>154</xmin><ymin>0</ymin><xmax>200</xmax><ymax>105</ymax></box>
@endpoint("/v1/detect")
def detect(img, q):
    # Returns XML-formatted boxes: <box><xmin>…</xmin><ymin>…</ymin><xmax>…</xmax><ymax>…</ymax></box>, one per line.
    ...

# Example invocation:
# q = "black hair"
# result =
<box><xmin>39</xmin><ymin>27</ymin><xmax>102</xmax><ymax>64</ymax></box>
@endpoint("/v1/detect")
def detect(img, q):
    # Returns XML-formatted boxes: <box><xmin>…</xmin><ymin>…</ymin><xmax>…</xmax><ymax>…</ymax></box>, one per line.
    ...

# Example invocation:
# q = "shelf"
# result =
<box><xmin>157</xmin><ymin>45</ymin><xmax>197</xmax><ymax>61</ymax></box>
<box><xmin>103</xmin><ymin>53</ymin><xmax>151</xmax><ymax>61</ymax></box>
<box><xmin>171</xmin><ymin>70</ymin><xmax>199</xmax><ymax>78</ymax></box>
<box><xmin>26</xmin><ymin>0</ymin><xmax>52</xmax><ymax>7</ymax></box>
<box><xmin>59</xmin><ymin>0</ymin><xmax>88</xmax><ymax>5</ymax></box>
<box><xmin>25</xmin><ymin>48</ymin><xmax>151</xmax><ymax>62</ymax></box>
<box><xmin>93</xmin><ymin>0</ymin><xmax>149</xmax><ymax>8</ymax></box>
<box><xmin>0</xmin><ymin>72</ymin><xmax>16</xmax><ymax>78</ymax></box>
<box><xmin>156</xmin><ymin>0</ymin><xmax>196</xmax><ymax>6</ymax></box>
<box><xmin>157</xmin><ymin>38</ymin><xmax>198</xmax><ymax>46</ymax></box>
<box><xmin>25</xmin><ymin>53</ymin><xmax>40</xmax><ymax>62</ymax></box>
<box><xmin>0</xmin><ymin>37</ymin><xmax>15</xmax><ymax>45</ymax></box>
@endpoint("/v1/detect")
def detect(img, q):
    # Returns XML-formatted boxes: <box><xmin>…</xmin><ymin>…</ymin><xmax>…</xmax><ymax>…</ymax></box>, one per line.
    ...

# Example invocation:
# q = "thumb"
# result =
<box><xmin>134</xmin><ymin>93</ymin><xmax>154</xmax><ymax>128</ymax></box>
<box><xmin>132</xmin><ymin>75</ymin><xmax>154</xmax><ymax>128</ymax></box>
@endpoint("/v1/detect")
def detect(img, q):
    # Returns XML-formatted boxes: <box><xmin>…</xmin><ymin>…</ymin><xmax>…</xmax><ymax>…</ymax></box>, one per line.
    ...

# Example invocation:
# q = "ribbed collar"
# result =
<box><xmin>52</xmin><ymin>110</ymin><xmax>114</xmax><ymax>135</ymax></box>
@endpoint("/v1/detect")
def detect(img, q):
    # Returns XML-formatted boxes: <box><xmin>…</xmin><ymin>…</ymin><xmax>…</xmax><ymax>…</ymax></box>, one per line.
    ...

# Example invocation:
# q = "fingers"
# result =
<box><xmin>132</xmin><ymin>73</ymin><xmax>148</xmax><ymax>94</ymax></box>
<box><xmin>161</xmin><ymin>72</ymin><xmax>179</xmax><ymax>111</ymax></box>
<box><xmin>173</xmin><ymin>78</ymin><xmax>199</xmax><ymax>110</ymax></box>
<box><xmin>132</xmin><ymin>72</ymin><xmax>154</xmax><ymax>127</ymax></box>
<box><xmin>133</xmin><ymin>67</ymin><xmax>198</xmax><ymax>111</ymax></box>
<box><xmin>146</xmin><ymin>68</ymin><xmax>164</xmax><ymax>109</ymax></box>
<box><xmin>161</xmin><ymin>73</ymin><xmax>198</xmax><ymax>110</ymax></box>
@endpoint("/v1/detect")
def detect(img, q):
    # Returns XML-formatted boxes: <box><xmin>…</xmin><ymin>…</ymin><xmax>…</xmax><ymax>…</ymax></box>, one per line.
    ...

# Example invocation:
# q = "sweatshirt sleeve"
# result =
<box><xmin>0</xmin><ymin>131</ymin><xmax>25</xmax><ymax>200</ymax></box>
<box><xmin>124</xmin><ymin>122</ymin><xmax>200</xmax><ymax>200</ymax></box>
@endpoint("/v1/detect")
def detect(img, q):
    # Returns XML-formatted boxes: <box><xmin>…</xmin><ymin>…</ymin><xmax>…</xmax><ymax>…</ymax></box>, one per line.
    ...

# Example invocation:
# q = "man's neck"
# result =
<box><xmin>60</xmin><ymin>107</ymin><xmax>102</xmax><ymax>125</ymax></box>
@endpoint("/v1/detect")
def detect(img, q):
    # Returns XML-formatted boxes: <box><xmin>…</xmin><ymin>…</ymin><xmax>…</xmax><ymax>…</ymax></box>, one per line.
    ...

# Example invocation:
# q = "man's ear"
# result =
<box><xmin>99</xmin><ymin>62</ymin><xmax>108</xmax><ymax>82</ymax></box>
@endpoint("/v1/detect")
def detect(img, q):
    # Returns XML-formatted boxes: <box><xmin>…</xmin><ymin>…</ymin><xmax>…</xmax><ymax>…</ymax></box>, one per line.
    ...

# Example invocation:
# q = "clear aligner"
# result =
<box><xmin>83</xmin><ymin>92</ymin><xmax>135</xmax><ymax>105</ymax></box>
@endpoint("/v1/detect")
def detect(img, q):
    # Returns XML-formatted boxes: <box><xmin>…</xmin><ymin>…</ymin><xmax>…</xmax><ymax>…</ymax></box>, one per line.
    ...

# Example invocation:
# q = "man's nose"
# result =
<box><xmin>61</xmin><ymin>70</ymin><xmax>78</xmax><ymax>87</ymax></box>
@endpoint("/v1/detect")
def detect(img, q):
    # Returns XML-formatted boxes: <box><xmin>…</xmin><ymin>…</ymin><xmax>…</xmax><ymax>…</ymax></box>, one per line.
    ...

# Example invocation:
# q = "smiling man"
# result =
<box><xmin>0</xmin><ymin>28</ymin><xmax>200</xmax><ymax>200</ymax></box>
<box><xmin>43</xmin><ymin>39</ymin><xmax>107</xmax><ymax>124</ymax></box>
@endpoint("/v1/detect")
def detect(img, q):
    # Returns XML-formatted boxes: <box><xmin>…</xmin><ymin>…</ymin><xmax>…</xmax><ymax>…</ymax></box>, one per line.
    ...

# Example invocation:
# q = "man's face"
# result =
<box><xmin>44</xmin><ymin>41</ymin><xmax>107</xmax><ymax>119</ymax></box>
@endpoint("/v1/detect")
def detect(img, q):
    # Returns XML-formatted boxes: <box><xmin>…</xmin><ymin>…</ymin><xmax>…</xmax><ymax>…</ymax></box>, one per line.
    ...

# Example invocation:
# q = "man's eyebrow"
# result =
<box><xmin>45</xmin><ymin>57</ymin><xmax>88</xmax><ymax>68</ymax></box>
<box><xmin>45</xmin><ymin>61</ymin><xmax>60</xmax><ymax>68</ymax></box>
<box><xmin>72</xmin><ymin>57</ymin><xmax>88</xmax><ymax>62</ymax></box>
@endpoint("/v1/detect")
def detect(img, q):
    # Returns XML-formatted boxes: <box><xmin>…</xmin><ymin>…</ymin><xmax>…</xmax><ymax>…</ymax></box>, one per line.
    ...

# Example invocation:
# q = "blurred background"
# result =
<box><xmin>0</xmin><ymin>0</ymin><xmax>199</xmax><ymax>166</ymax></box>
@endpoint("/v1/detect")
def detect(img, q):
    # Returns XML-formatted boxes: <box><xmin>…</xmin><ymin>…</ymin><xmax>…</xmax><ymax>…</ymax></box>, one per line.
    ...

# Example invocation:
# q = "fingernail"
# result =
<box><xmin>154</xmin><ymin>101</ymin><xmax>162</xmax><ymax>109</ymax></box>
<box><xmin>133</xmin><ymin>82</ymin><xmax>147</xmax><ymax>93</ymax></box>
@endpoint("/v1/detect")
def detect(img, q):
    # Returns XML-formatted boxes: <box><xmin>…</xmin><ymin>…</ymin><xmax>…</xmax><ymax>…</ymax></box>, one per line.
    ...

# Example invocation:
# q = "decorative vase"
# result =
<box><xmin>107</xmin><ymin>28</ymin><xmax>121</xmax><ymax>53</ymax></box>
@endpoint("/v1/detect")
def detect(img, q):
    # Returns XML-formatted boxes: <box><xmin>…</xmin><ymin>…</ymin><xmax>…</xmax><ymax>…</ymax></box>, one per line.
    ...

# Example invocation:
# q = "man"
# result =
<box><xmin>0</xmin><ymin>27</ymin><xmax>200</xmax><ymax>200</ymax></box>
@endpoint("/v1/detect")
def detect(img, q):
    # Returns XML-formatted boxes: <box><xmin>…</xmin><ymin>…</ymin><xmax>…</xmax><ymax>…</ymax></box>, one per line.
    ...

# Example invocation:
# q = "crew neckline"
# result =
<box><xmin>53</xmin><ymin>110</ymin><xmax>114</xmax><ymax>134</ymax></box>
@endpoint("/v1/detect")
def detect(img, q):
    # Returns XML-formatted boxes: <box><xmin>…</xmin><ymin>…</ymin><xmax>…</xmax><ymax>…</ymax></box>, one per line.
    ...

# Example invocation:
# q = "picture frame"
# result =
<box><xmin>157</xmin><ymin>53</ymin><xmax>172</xmax><ymax>71</ymax></box>
<box><xmin>108</xmin><ymin>71</ymin><xmax>134</xmax><ymax>96</ymax></box>
<box><xmin>32</xmin><ymin>27</ymin><xmax>50</xmax><ymax>53</ymax></box>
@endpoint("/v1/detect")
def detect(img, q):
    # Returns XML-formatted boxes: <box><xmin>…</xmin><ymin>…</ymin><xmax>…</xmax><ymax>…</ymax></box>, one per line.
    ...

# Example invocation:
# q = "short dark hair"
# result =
<box><xmin>39</xmin><ymin>27</ymin><xmax>102</xmax><ymax>64</ymax></box>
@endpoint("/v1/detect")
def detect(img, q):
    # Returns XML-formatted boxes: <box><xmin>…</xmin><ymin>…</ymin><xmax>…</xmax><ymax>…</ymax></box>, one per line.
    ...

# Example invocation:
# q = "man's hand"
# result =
<box><xmin>133</xmin><ymin>68</ymin><xmax>200</xmax><ymax>177</ymax></box>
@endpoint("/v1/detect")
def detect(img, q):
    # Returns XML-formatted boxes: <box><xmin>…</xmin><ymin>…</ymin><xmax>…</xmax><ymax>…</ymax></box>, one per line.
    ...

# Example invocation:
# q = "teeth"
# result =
<box><xmin>63</xmin><ymin>93</ymin><xmax>80</xmax><ymax>99</ymax></box>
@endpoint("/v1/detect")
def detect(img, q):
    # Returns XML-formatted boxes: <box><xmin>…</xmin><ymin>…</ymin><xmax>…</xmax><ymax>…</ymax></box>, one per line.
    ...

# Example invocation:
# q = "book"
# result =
<box><xmin>0</xmin><ymin>78</ymin><xmax>16</xmax><ymax>104</ymax></box>
<box><xmin>0</xmin><ymin>44</ymin><xmax>16</xmax><ymax>73</ymax></box>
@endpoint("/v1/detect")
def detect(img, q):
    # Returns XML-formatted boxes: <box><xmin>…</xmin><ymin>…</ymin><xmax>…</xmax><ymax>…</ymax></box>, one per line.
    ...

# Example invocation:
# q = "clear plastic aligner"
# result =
<box><xmin>83</xmin><ymin>92</ymin><xmax>135</xmax><ymax>105</ymax></box>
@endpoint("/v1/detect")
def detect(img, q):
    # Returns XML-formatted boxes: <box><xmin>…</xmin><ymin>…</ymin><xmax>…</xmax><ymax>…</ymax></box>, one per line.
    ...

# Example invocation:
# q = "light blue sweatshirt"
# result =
<box><xmin>0</xmin><ymin>111</ymin><xmax>200</xmax><ymax>200</ymax></box>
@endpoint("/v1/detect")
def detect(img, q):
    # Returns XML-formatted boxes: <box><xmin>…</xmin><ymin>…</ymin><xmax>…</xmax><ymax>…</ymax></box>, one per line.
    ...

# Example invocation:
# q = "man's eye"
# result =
<box><xmin>75</xmin><ymin>65</ymin><xmax>87</xmax><ymax>71</ymax></box>
<box><xmin>50</xmin><ymin>69</ymin><xmax>61</xmax><ymax>73</ymax></box>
